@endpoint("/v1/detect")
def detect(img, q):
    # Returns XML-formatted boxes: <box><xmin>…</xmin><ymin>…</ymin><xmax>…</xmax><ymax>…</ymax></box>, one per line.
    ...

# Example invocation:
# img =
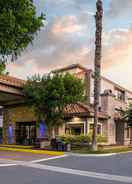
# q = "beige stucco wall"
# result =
<box><xmin>101</xmin><ymin>93</ymin><xmax>116</xmax><ymax>144</ymax></box>
<box><xmin>3</xmin><ymin>106</ymin><xmax>36</xmax><ymax>144</ymax></box>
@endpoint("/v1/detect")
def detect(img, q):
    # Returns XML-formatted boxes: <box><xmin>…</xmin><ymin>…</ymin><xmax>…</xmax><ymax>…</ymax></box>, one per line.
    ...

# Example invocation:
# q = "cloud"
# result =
<box><xmin>102</xmin><ymin>28</ymin><xmax>132</xmax><ymax>69</ymax></box>
<box><xmin>52</xmin><ymin>16</ymin><xmax>83</xmax><ymax>34</ymax></box>
<box><xmin>46</xmin><ymin>0</ymin><xmax>94</xmax><ymax>11</ymax></box>
<box><xmin>7</xmin><ymin>0</ymin><xmax>132</xmax><ymax>91</ymax></box>
<box><xmin>7</xmin><ymin>13</ymin><xmax>93</xmax><ymax>78</ymax></box>
<box><xmin>107</xmin><ymin>0</ymin><xmax>132</xmax><ymax>17</ymax></box>
<box><xmin>102</xmin><ymin>28</ymin><xmax>132</xmax><ymax>90</ymax></box>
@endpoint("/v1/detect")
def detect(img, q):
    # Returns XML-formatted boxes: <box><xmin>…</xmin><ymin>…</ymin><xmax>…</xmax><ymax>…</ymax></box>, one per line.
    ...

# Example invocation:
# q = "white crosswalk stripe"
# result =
<box><xmin>1</xmin><ymin>156</ymin><xmax>132</xmax><ymax>183</ymax></box>
<box><xmin>18</xmin><ymin>162</ymin><xmax>132</xmax><ymax>183</ymax></box>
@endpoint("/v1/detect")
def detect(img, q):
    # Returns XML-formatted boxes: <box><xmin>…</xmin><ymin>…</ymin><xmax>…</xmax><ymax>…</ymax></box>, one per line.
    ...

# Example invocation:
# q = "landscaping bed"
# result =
<box><xmin>72</xmin><ymin>146</ymin><xmax>132</xmax><ymax>154</ymax></box>
<box><xmin>59</xmin><ymin>135</ymin><xmax>107</xmax><ymax>151</ymax></box>
<box><xmin>58</xmin><ymin>135</ymin><xmax>132</xmax><ymax>154</ymax></box>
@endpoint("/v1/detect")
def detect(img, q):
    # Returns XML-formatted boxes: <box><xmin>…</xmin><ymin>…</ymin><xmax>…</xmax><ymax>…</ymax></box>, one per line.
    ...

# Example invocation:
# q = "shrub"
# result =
<box><xmin>59</xmin><ymin>134</ymin><xmax>107</xmax><ymax>144</ymax></box>
<box><xmin>75</xmin><ymin>135</ymin><xmax>91</xmax><ymax>143</ymax></box>
<box><xmin>97</xmin><ymin>135</ymin><xmax>107</xmax><ymax>143</ymax></box>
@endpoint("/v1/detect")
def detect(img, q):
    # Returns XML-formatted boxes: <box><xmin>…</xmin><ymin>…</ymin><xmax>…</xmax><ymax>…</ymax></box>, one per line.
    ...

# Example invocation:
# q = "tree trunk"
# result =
<box><xmin>52</xmin><ymin>127</ymin><xmax>56</xmax><ymax>139</ymax></box>
<box><xmin>92</xmin><ymin>0</ymin><xmax>103</xmax><ymax>151</ymax></box>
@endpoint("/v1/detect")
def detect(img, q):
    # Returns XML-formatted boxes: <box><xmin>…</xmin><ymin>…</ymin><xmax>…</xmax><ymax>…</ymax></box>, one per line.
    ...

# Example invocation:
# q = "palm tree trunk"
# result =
<box><xmin>52</xmin><ymin>127</ymin><xmax>56</xmax><ymax>139</ymax></box>
<box><xmin>92</xmin><ymin>0</ymin><xmax>103</xmax><ymax>151</ymax></box>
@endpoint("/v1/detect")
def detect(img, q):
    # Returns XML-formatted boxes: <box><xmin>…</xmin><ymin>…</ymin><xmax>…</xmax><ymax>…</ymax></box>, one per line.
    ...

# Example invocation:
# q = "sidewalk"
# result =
<box><xmin>0</xmin><ymin>150</ymin><xmax>55</xmax><ymax>161</ymax></box>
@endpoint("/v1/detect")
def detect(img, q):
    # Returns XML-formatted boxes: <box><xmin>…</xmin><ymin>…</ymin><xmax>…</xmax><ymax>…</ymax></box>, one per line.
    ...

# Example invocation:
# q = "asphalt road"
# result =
<box><xmin>42</xmin><ymin>153</ymin><xmax>132</xmax><ymax>177</ymax></box>
<box><xmin>0</xmin><ymin>152</ymin><xmax>132</xmax><ymax>184</ymax></box>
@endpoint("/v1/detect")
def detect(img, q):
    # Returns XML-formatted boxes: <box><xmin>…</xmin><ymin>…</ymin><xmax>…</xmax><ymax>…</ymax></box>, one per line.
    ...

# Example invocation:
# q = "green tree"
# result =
<box><xmin>0</xmin><ymin>63</ymin><xmax>6</xmax><ymax>74</ymax></box>
<box><xmin>0</xmin><ymin>0</ymin><xmax>45</xmax><ymax>63</ymax></box>
<box><xmin>0</xmin><ymin>62</ymin><xmax>9</xmax><ymax>74</ymax></box>
<box><xmin>23</xmin><ymin>73</ymin><xmax>84</xmax><ymax>138</ymax></box>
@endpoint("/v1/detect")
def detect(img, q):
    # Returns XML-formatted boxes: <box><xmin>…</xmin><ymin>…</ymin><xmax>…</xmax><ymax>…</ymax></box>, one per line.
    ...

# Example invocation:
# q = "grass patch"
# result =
<box><xmin>72</xmin><ymin>146</ymin><xmax>132</xmax><ymax>154</ymax></box>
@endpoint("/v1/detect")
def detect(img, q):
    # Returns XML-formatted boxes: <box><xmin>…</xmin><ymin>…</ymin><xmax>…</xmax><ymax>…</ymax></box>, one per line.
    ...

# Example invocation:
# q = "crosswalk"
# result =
<box><xmin>0</xmin><ymin>156</ymin><xmax>132</xmax><ymax>183</ymax></box>
<box><xmin>0</xmin><ymin>160</ymin><xmax>17</xmax><ymax>167</ymax></box>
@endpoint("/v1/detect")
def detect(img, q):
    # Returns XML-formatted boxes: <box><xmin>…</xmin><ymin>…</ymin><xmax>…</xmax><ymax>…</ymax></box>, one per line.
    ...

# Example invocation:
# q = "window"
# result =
<box><xmin>89</xmin><ymin>123</ymin><xmax>102</xmax><ymax>135</ymax></box>
<box><xmin>97</xmin><ymin>124</ymin><xmax>102</xmax><ymax>135</ymax></box>
<box><xmin>65</xmin><ymin>128</ymin><xmax>70</xmax><ymax>135</ymax></box>
<box><xmin>115</xmin><ymin>88</ymin><xmax>125</xmax><ymax>101</ymax></box>
<box><xmin>71</xmin><ymin>127</ymin><xmax>82</xmax><ymax>135</ymax></box>
<box><xmin>89</xmin><ymin>124</ymin><xmax>94</xmax><ymax>134</ymax></box>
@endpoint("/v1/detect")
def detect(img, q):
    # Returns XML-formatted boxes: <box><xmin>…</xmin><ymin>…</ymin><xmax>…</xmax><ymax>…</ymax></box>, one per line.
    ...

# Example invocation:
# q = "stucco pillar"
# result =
<box><xmin>101</xmin><ymin>90</ymin><xmax>116</xmax><ymax>144</ymax></box>
<box><xmin>84</xmin><ymin>119</ymin><xmax>88</xmax><ymax>135</ymax></box>
<box><xmin>3</xmin><ymin>108</ymin><xmax>15</xmax><ymax>144</ymax></box>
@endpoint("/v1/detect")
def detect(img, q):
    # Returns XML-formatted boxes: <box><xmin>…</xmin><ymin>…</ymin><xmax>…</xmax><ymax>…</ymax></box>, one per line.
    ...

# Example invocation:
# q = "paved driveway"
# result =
<box><xmin>41</xmin><ymin>153</ymin><xmax>132</xmax><ymax>177</ymax></box>
<box><xmin>0</xmin><ymin>150</ymin><xmax>53</xmax><ymax>161</ymax></box>
<box><xmin>0</xmin><ymin>152</ymin><xmax>132</xmax><ymax>184</ymax></box>
<box><xmin>0</xmin><ymin>165</ymin><xmax>123</xmax><ymax>184</ymax></box>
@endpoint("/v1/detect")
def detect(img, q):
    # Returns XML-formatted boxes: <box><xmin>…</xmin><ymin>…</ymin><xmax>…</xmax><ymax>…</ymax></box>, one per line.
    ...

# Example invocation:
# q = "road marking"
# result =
<box><xmin>20</xmin><ymin>163</ymin><xmax>132</xmax><ymax>183</ymax></box>
<box><xmin>0</xmin><ymin>155</ymin><xmax>68</xmax><ymax>166</ymax></box>
<box><xmin>1</xmin><ymin>156</ymin><xmax>132</xmax><ymax>183</ymax></box>
<box><xmin>66</xmin><ymin>153</ymin><xmax>117</xmax><ymax>157</ymax></box>
<box><xmin>0</xmin><ymin>163</ymin><xmax>17</xmax><ymax>167</ymax></box>
<box><xmin>30</xmin><ymin>155</ymin><xmax>68</xmax><ymax>163</ymax></box>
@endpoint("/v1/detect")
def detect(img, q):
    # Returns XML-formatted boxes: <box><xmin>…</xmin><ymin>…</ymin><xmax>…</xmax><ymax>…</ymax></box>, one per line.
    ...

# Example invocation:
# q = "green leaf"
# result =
<box><xmin>0</xmin><ymin>0</ymin><xmax>45</xmax><ymax>63</ymax></box>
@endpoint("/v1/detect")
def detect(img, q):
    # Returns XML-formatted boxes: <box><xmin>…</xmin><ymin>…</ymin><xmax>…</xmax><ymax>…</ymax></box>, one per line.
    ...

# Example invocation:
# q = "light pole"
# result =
<box><xmin>92</xmin><ymin>0</ymin><xmax>103</xmax><ymax>151</ymax></box>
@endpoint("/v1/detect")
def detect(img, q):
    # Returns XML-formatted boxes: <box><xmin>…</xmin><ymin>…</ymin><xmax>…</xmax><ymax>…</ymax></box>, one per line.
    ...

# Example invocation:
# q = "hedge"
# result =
<box><xmin>59</xmin><ymin>134</ymin><xmax>107</xmax><ymax>144</ymax></box>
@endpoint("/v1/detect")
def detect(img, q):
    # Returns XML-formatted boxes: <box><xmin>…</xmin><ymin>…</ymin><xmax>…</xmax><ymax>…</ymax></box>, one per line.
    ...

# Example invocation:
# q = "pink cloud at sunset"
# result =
<box><xmin>52</xmin><ymin>16</ymin><xmax>83</xmax><ymax>35</ymax></box>
<box><xmin>6</xmin><ymin>0</ymin><xmax>132</xmax><ymax>91</ymax></box>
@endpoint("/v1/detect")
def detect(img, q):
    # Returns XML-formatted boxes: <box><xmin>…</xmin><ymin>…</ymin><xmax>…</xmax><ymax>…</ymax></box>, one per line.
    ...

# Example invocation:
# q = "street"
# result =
<box><xmin>0</xmin><ymin>152</ymin><xmax>132</xmax><ymax>184</ymax></box>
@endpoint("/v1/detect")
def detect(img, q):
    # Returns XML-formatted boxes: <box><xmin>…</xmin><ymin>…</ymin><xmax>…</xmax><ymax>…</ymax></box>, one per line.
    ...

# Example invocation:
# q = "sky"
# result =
<box><xmin>7</xmin><ymin>0</ymin><xmax>132</xmax><ymax>90</ymax></box>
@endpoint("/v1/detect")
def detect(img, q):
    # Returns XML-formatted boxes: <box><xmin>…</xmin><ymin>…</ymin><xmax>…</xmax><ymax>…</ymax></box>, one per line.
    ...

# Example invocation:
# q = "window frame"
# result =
<box><xmin>88</xmin><ymin>122</ymin><xmax>102</xmax><ymax>135</ymax></box>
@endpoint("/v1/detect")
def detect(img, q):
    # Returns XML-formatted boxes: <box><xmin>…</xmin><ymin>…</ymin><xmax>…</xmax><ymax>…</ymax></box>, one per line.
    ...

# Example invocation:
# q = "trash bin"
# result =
<box><xmin>57</xmin><ymin>140</ymin><xmax>65</xmax><ymax>151</ymax></box>
<box><xmin>51</xmin><ymin>138</ymin><xmax>57</xmax><ymax>150</ymax></box>
<box><xmin>40</xmin><ymin>137</ymin><xmax>50</xmax><ymax>149</ymax></box>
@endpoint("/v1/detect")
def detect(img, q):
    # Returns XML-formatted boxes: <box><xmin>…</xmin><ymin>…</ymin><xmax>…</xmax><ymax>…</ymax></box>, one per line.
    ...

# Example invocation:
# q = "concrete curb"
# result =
<box><xmin>66</xmin><ymin>152</ymin><xmax>117</xmax><ymax>157</ymax></box>
<box><xmin>0</xmin><ymin>147</ymin><xmax>64</xmax><ymax>156</ymax></box>
<box><xmin>66</xmin><ymin>151</ymin><xmax>132</xmax><ymax>157</ymax></box>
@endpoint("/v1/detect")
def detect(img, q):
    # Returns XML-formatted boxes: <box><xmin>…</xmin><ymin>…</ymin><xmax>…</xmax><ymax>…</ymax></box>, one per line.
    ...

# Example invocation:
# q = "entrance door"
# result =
<box><xmin>16</xmin><ymin>122</ymin><xmax>36</xmax><ymax>145</ymax></box>
<box><xmin>115</xmin><ymin>121</ymin><xmax>124</xmax><ymax>145</ymax></box>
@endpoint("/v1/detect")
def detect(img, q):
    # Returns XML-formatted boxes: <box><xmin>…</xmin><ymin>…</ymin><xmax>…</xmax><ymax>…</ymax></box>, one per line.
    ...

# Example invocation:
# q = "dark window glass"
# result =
<box><xmin>0</xmin><ymin>109</ymin><xmax>3</xmax><ymax>116</ymax></box>
<box><xmin>115</xmin><ymin>88</ymin><xmax>125</xmax><ymax>101</ymax></box>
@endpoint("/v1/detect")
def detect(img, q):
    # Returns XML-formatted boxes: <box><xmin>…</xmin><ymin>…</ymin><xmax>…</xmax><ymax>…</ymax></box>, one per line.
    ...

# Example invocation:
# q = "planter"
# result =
<box><xmin>40</xmin><ymin>137</ymin><xmax>50</xmax><ymax>149</ymax></box>
<box><xmin>71</xmin><ymin>143</ymin><xmax>90</xmax><ymax>150</ymax></box>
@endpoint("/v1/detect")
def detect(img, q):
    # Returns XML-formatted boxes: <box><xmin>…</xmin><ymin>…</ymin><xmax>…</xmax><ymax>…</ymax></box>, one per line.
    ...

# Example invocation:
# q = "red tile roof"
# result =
<box><xmin>64</xmin><ymin>102</ymin><xmax>109</xmax><ymax>119</ymax></box>
<box><xmin>0</xmin><ymin>75</ymin><xmax>26</xmax><ymax>88</ymax></box>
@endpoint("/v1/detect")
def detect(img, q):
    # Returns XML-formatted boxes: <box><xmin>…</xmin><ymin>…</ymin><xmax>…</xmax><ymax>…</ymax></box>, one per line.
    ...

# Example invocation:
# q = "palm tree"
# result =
<box><xmin>92</xmin><ymin>0</ymin><xmax>103</xmax><ymax>151</ymax></box>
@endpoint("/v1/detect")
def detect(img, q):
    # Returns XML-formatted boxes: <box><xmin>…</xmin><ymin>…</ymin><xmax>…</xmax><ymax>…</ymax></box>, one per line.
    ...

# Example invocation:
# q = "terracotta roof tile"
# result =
<box><xmin>64</xmin><ymin>103</ymin><xmax>108</xmax><ymax>119</ymax></box>
<box><xmin>0</xmin><ymin>75</ymin><xmax>26</xmax><ymax>88</ymax></box>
